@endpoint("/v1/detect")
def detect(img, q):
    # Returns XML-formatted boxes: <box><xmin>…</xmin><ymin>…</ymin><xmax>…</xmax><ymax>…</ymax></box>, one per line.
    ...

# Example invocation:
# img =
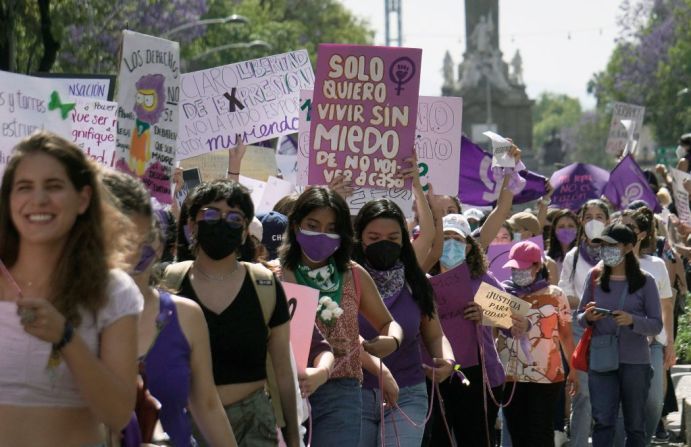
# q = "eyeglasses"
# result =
<box><xmin>199</xmin><ymin>207</ymin><xmax>245</xmax><ymax>228</ymax></box>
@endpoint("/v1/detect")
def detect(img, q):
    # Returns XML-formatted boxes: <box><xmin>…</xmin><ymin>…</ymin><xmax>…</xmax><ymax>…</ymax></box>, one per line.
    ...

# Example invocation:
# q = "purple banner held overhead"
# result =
<box><xmin>549</xmin><ymin>163</ymin><xmax>610</xmax><ymax>211</ymax></box>
<box><xmin>602</xmin><ymin>155</ymin><xmax>661</xmax><ymax>212</ymax></box>
<box><xmin>458</xmin><ymin>137</ymin><xmax>547</xmax><ymax>206</ymax></box>
<box><xmin>308</xmin><ymin>44</ymin><xmax>422</xmax><ymax>190</ymax></box>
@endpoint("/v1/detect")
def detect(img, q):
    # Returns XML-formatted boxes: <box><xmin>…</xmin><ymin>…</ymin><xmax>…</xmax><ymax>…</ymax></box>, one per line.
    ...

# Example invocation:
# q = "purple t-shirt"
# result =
<box><xmin>577</xmin><ymin>271</ymin><xmax>662</xmax><ymax>364</ymax></box>
<box><xmin>359</xmin><ymin>285</ymin><xmax>425</xmax><ymax>389</ymax></box>
<box><xmin>428</xmin><ymin>264</ymin><xmax>506</xmax><ymax>388</ymax></box>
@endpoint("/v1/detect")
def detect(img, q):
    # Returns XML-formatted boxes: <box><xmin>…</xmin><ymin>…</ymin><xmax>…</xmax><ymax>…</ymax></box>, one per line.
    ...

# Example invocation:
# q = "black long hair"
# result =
<box><xmin>547</xmin><ymin>209</ymin><xmax>579</xmax><ymax>263</ymax></box>
<box><xmin>599</xmin><ymin>251</ymin><xmax>647</xmax><ymax>294</ymax></box>
<box><xmin>623</xmin><ymin>207</ymin><xmax>656</xmax><ymax>254</ymax></box>
<box><xmin>570</xmin><ymin>199</ymin><xmax>611</xmax><ymax>281</ymax></box>
<box><xmin>279</xmin><ymin>187</ymin><xmax>353</xmax><ymax>273</ymax></box>
<box><xmin>353</xmin><ymin>199</ymin><xmax>436</xmax><ymax>318</ymax></box>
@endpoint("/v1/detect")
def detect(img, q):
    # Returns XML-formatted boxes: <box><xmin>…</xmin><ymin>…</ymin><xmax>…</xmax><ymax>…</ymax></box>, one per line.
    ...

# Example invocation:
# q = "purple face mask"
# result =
<box><xmin>132</xmin><ymin>244</ymin><xmax>157</xmax><ymax>274</ymax></box>
<box><xmin>555</xmin><ymin>228</ymin><xmax>578</xmax><ymax>246</ymax></box>
<box><xmin>296</xmin><ymin>228</ymin><xmax>341</xmax><ymax>263</ymax></box>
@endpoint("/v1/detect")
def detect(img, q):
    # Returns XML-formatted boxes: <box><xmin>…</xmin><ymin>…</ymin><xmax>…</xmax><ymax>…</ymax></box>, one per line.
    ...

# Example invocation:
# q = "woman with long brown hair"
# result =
<box><xmin>0</xmin><ymin>131</ymin><xmax>142</xmax><ymax>447</ymax></box>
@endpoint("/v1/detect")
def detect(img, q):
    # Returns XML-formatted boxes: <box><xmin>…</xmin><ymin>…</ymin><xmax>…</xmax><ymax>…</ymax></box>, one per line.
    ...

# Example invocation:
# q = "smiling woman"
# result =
<box><xmin>0</xmin><ymin>131</ymin><xmax>143</xmax><ymax>447</ymax></box>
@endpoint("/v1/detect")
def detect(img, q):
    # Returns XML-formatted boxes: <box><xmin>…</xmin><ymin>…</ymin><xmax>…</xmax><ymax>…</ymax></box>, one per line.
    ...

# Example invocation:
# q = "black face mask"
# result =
<box><xmin>364</xmin><ymin>240</ymin><xmax>402</xmax><ymax>270</ymax></box>
<box><xmin>197</xmin><ymin>221</ymin><xmax>244</xmax><ymax>260</ymax></box>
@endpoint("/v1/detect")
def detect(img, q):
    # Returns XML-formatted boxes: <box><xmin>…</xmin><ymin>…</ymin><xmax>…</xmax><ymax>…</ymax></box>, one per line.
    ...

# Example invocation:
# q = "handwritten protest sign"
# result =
<box><xmin>276</xmin><ymin>134</ymin><xmax>299</xmax><ymax>185</ymax></box>
<box><xmin>486</xmin><ymin>236</ymin><xmax>544</xmax><ymax>283</ymax></box>
<box><xmin>670</xmin><ymin>168</ymin><xmax>691</xmax><ymax>224</ymax></box>
<box><xmin>257</xmin><ymin>176</ymin><xmax>294</xmax><ymax>214</ymax></box>
<box><xmin>0</xmin><ymin>70</ymin><xmax>73</xmax><ymax>172</ymax></box>
<box><xmin>605</xmin><ymin>102</ymin><xmax>645</xmax><ymax>156</ymax></box>
<box><xmin>34</xmin><ymin>74</ymin><xmax>115</xmax><ymax>100</ymax></box>
<box><xmin>177</xmin><ymin>49</ymin><xmax>313</xmax><ymax>160</ymax></box>
<box><xmin>308</xmin><ymin>44</ymin><xmax>422</xmax><ymax>190</ymax></box>
<box><xmin>115</xmin><ymin>30</ymin><xmax>180</xmax><ymax>204</ymax></box>
<box><xmin>71</xmin><ymin>99</ymin><xmax>118</xmax><ymax>167</ymax></box>
<box><xmin>281</xmin><ymin>282</ymin><xmax>320</xmax><ymax>372</ymax></box>
<box><xmin>239</xmin><ymin>175</ymin><xmax>266</xmax><ymax>207</ymax></box>
<box><xmin>474</xmin><ymin>282</ymin><xmax>530</xmax><ymax>329</ymax></box>
<box><xmin>426</xmin><ymin>264</ymin><xmax>477</xmax><ymax>365</ymax></box>
<box><xmin>414</xmin><ymin>96</ymin><xmax>462</xmax><ymax>195</ymax></box>
<box><xmin>483</xmin><ymin>131</ymin><xmax>515</xmax><ymax>168</ymax></box>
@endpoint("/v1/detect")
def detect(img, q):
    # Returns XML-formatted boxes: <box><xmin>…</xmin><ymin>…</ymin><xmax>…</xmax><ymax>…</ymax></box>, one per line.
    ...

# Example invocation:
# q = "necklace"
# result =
<box><xmin>194</xmin><ymin>262</ymin><xmax>238</xmax><ymax>281</ymax></box>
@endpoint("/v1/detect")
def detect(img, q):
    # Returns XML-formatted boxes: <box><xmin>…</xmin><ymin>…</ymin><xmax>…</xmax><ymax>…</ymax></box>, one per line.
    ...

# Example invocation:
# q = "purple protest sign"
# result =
<box><xmin>549</xmin><ymin>163</ymin><xmax>610</xmax><ymax>211</ymax></box>
<box><xmin>486</xmin><ymin>236</ymin><xmax>545</xmax><ymax>283</ymax></box>
<box><xmin>308</xmin><ymin>44</ymin><xmax>422</xmax><ymax>190</ymax></box>
<box><xmin>458</xmin><ymin>136</ymin><xmax>547</xmax><ymax>206</ymax></box>
<box><xmin>426</xmin><ymin>263</ymin><xmax>477</xmax><ymax>366</ymax></box>
<box><xmin>602</xmin><ymin>155</ymin><xmax>661</xmax><ymax>212</ymax></box>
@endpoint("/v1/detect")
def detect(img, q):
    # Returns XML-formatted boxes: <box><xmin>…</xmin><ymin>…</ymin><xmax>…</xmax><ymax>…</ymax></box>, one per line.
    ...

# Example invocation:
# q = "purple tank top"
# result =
<box><xmin>141</xmin><ymin>292</ymin><xmax>195</xmax><ymax>446</ymax></box>
<box><xmin>359</xmin><ymin>285</ymin><xmax>425</xmax><ymax>389</ymax></box>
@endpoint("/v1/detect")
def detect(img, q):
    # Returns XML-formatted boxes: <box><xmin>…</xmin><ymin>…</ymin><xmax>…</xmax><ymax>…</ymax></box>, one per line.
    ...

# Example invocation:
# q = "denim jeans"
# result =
<box><xmin>589</xmin><ymin>364</ymin><xmax>652</xmax><ymax>447</ymax></box>
<box><xmin>613</xmin><ymin>344</ymin><xmax>664</xmax><ymax>447</ymax></box>
<box><xmin>309</xmin><ymin>378</ymin><xmax>362</xmax><ymax>446</ymax></box>
<box><xmin>570</xmin><ymin>321</ymin><xmax>592</xmax><ymax>447</ymax></box>
<box><xmin>359</xmin><ymin>382</ymin><xmax>428</xmax><ymax>447</ymax></box>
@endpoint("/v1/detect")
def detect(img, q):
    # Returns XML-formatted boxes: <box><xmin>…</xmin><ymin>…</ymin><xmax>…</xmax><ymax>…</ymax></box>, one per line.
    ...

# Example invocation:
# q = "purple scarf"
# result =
<box><xmin>578</xmin><ymin>240</ymin><xmax>600</xmax><ymax>266</ymax></box>
<box><xmin>364</xmin><ymin>262</ymin><xmax>406</xmax><ymax>301</ymax></box>
<box><xmin>502</xmin><ymin>278</ymin><xmax>550</xmax><ymax>298</ymax></box>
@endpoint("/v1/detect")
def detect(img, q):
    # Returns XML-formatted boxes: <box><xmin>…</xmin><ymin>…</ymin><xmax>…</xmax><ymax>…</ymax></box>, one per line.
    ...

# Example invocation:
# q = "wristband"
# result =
<box><xmin>54</xmin><ymin>320</ymin><xmax>74</xmax><ymax>351</ymax></box>
<box><xmin>227</xmin><ymin>170</ymin><xmax>239</xmax><ymax>176</ymax></box>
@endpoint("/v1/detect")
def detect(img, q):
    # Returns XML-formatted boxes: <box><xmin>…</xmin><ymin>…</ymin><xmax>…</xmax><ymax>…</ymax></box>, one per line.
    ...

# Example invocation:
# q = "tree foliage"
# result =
<box><xmin>532</xmin><ymin>92</ymin><xmax>582</xmax><ymax>150</ymax></box>
<box><xmin>590</xmin><ymin>0</ymin><xmax>691</xmax><ymax>145</ymax></box>
<box><xmin>0</xmin><ymin>0</ymin><xmax>373</xmax><ymax>75</ymax></box>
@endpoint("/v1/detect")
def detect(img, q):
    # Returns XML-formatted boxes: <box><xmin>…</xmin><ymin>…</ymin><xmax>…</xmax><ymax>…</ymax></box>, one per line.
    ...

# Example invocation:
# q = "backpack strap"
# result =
<box><xmin>241</xmin><ymin>262</ymin><xmax>285</xmax><ymax>428</ymax></box>
<box><xmin>161</xmin><ymin>261</ymin><xmax>194</xmax><ymax>293</ymax></box>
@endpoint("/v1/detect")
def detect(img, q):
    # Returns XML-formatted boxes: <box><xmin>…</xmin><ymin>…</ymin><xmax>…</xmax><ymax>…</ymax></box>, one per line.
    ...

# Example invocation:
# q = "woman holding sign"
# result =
<box><xmin>577</xmin><ymin>223</ymin><xmax>662</xmax><ymax>447</ymax></box>
<box><xmin>0</xmin><ymin>132</ymin><xmax>142</xmax><ymax>447</ymax></box>
<box><xmin>353</xmin><ymin>196</ymin><xmax>455</xmax><ymax>446</ymax></box>
<box><xmin>425</xmin><ymin>213</ymin><xmax>529</xmax><ymax>447</ymax></box>
<box><xmin>498</xmin><ymin>240</ymin><xmax>578</xmax><ymax>446</ymax></box>
<box><xmin>277</xmin><ymin>186</ymin><xmax>403</xmax><ymax>446</ymax></box>
<box><xmin>101</xmin><ymin>171</ymin><xmax>237</xmax><ymax>447</ymax></box>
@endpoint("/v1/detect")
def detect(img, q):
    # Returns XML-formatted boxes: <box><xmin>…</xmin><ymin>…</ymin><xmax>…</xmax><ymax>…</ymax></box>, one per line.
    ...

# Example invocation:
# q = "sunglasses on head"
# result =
<box><xmin>199</xmin><ymin>207</ymin><xmax>245</xmax><ymax>228</ymax></box>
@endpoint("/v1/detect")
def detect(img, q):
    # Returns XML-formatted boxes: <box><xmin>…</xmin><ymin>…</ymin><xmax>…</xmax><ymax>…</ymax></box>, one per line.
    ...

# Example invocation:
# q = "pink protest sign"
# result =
<box><xmin>308</xmin><ymin>44</ymin><xmax>422</xmax><ymax>190</ymax></box>
<box><xmin>486</xmin><ymin>235</ymin><xmax>545</xmax><ymax>283</ymax></box>
<box><xmin>281</xmin><ymin>282</ymin><xmax>320</xmax><ymax>373</ymax></box>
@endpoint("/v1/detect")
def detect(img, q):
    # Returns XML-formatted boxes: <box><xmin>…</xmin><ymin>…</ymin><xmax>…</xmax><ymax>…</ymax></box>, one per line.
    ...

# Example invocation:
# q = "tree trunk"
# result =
<box><xmin>37</xmin><ymin>0</ymin><xmax>59</xmax><ymax>72</ymax></box>
<box><xmin>0</xmin><ymin>0</ymin><xmax>20</xmax><ymax>71</ymax></box>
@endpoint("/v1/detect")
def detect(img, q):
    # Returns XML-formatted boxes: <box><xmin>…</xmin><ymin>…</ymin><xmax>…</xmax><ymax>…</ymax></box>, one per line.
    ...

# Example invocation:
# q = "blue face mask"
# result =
<box><xmin>441</xmin><ymin>239</ymin><xmax>466</xmax><ymax>269</ymax></box>
<box><xmin>513</xmin><ymin>232</ymin><xmax>522</xmax><ymax>242</ymax></box>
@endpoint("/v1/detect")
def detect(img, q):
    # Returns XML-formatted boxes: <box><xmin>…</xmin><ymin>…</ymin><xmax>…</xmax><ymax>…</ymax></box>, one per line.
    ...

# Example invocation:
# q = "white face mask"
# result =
<box><xmin>584</xmin><ymin>220</ymin><xmax>605</xmax><ymax>241</ymax></box>
<box><xmin>676</xmin><ymin>145</ymin><xmax>687</xmax><ymax>160</ymax></box>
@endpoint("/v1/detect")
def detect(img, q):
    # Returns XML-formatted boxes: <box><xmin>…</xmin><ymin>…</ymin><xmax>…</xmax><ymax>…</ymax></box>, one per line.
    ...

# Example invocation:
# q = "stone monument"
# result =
<box><xmin>443</xmin><ymin>0</ymin><xmax>534</xmax><ymax>164</ymax></box>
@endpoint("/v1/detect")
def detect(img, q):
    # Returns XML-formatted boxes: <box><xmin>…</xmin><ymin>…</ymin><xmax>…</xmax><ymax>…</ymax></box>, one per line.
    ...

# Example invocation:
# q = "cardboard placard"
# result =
<box><xmin>308</xmin><ymin>44</ymin><xmax>422</xmax><ymax>190</ymax></box>
<box><xmin>114</xmin><ymin>30</ymin><xmax>180</xmax><ymax>204</ymax></box>
<box><xmin>281</xmin><ymin>282</ymin><xmax>320</xmax><ymax>373</ymax></box>
<box><xmin>474</xmin><ymin>282</ymin><xmax>530</xmax><ymax>329</ymax></box>
<box><xmin>177</xmin><ymin>49</ymin><xmax>313</xmax><ymax>159</ymax></box>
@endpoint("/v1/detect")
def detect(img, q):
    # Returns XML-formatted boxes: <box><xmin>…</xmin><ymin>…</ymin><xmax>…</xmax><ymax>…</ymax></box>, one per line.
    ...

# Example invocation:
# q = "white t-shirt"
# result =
<box><xmin>639</xmin><ymin>254</ymin><xmax>673</xmax><ymax>345</ymax></box>
<box><xmin>558</xmin><ymin>246</ymin><xmax>597</xmax><ymax>308</ymax></box>
<box><xmin>0</xmin><ymin>269</ymin><xmax>143</xmax><ymax>407</ymax></box>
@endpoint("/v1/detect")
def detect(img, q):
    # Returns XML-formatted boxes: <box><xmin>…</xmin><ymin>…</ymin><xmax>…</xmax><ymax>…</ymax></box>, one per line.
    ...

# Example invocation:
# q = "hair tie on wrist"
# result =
<box><xmin>227</xmin><ymin>170</ymin><xmax>239</xmax><ymax>176</ymax></box>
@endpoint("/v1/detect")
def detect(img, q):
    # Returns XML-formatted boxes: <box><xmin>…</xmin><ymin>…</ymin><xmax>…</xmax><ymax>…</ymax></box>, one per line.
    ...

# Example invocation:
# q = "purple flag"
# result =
<box><xmin>459</xmin><ymin>137</ymin><xmax>547</xmax><ymax>206</ymax></box>
<box><xmin>549</xmin><ymin>163</ymin><xmax>610</xmax><ymax>211</ymax></box>
<box><xmin>602</xmin><ymin>155</ymin><xmax>661</xmax><ymax>212</ymax></box>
